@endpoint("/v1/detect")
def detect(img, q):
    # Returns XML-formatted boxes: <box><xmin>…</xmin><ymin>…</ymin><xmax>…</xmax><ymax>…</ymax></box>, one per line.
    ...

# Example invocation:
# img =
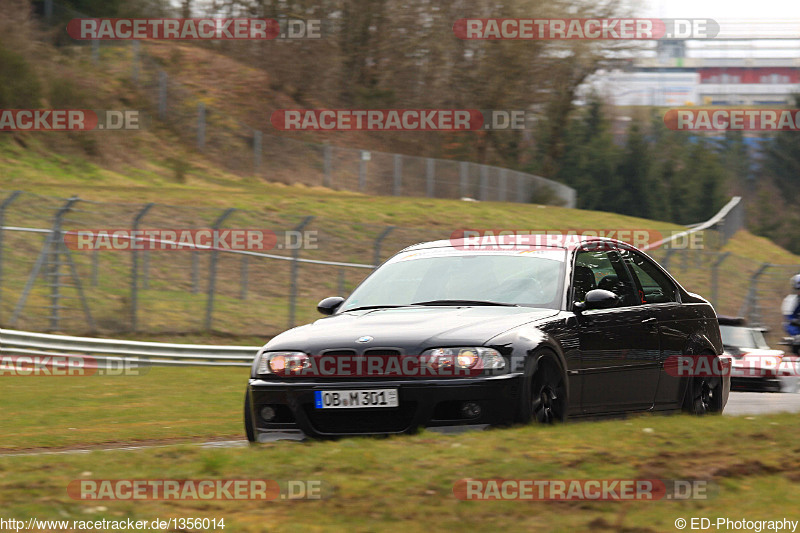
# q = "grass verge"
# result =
<box><xmin>0</xmin><ymin>367</ymin><xmax>248</xmax><ymax>451</ymax></box>
<box><xmin>0</xmin><ymin>413</ymin><xmax>798</xmax><ymax>531</ymax></box>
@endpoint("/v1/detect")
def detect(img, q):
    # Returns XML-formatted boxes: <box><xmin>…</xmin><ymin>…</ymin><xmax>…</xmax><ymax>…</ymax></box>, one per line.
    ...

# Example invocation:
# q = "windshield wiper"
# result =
<box><xmin>342</xmin><ymin>305</ymin><xmax>409</xmax><ymax>312</ymax></box>
<box><xmin>410</xmin><ymin>299</ymin><xmax>519</xmax><ymax>307</ymax></box>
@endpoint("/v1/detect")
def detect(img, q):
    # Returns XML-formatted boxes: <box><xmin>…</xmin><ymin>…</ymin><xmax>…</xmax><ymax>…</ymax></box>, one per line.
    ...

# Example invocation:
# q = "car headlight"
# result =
<box><xmin>255</xmin><ymin>351</ymin><xmax>309</xmax><ymax>376</ymax></box>
<box><xmin>422</xmin><ymin>347</ymin><xmax>505</xmax><ymax>372</ymax></box>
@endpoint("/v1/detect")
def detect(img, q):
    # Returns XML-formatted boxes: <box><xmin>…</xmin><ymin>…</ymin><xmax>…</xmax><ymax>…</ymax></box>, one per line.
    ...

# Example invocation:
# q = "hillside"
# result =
<box><xmin>1</xmin><ymin>21</ymin><xmax>798</xmax><ymax>342</ymax></box>
<box><xmin>2</xmin><ymin>129</ymin><xmax>798</xmax><ymax>342</ymax></box>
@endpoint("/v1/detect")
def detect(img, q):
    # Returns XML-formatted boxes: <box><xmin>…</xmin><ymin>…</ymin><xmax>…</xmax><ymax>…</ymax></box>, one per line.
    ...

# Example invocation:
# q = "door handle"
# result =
<box><xmin>642</xmin><ymin>317</ymin><xmax>657</xmax><ymax>328</ymax></box>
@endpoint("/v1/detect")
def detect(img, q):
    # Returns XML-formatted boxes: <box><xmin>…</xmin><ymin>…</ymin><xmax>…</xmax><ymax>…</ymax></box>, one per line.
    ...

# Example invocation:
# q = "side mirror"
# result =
<box><xmin>583</xmin><ymin>289</ymin><xmax>620</xmax><ymax>310</ymax></box>
<box><xmin>317</xmin><ymin>296</ymin><xmax>345</xmax><ymax>315</ymax></box>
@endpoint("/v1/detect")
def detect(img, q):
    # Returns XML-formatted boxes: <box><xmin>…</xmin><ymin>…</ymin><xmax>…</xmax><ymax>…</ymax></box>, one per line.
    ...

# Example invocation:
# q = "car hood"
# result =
<box><xmin>264</xmin><ymin>306</ymin><xmax>559</xmax><ymax>354</ymax></box>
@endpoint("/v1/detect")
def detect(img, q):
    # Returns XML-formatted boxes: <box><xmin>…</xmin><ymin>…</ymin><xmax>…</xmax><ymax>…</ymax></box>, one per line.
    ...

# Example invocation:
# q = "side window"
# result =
<box><xmin>620</xmin><ymin>249</ymin><xmax>678</xmax><ymax>304</ymax></box>
<box><xmin>574</xmin><ymin>249</ymin><xmax>639</xmax><ymax>307</ymax></box>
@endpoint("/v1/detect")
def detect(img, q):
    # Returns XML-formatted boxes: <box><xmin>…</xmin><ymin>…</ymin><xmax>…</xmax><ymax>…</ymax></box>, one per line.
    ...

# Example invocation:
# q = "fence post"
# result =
<box><xmin>130</xmin><ymin>203</ymin><xmax>154</xmax><ymax>331</ymax></box>
<box><xmin>92</xmin><ymin>39</ymin><xmax>99</xmax><ymax>64</ymax></box>
<box><xmin>44</xmin><ymin>0</ymin><xmax>52</xmax><ymax>20</ymax></box>
<box><xmin>393</xmin><ymin>155</ymin><xmax>402</xmax><ymax>196</ymax></box>
<box><xmin>324</xmin><ymin>144</ymin><xmax>332</xmax><ymax>187</ymax></box>
<box><xmin>460</xmin><ymin>162</ymin><xmax>468</xmax><ymax>198</ymax></box>
<box><xmin>499</xmin><ymin>169</ymin><xmax>508</xmax><ymax>202</ymax></box>
<box><xmin>0</xmin><ymin>191</ymin><xmax>22</xmax><ymax>325</ymax></box>
<box><xmin>253</xmin><ymin>130</ymin><xmax>262</xmax><ymax>174</ymax></box>
<box><xmin>426</xmin><ymin>158</ymin><xmax>435</xmax><ymax>197</ymax></box>
<box><xmin>158</xmin><ymin>71</ymin><xmax>167</xmax><ymax>119</ymax></box>
<box><xmin>359</xmin><ymin>151</ymin><xmax>368</xmax><ymax>192</ymax></box>
<box><xmin>373</xmin><ymin>226</ymin><xmax>395</xmax><ymax>268</ymax></box>
<box><xmin>204</xmin><ymin>208</ymin><xmax>236</xmax><ymax>331</ymax></box>
<box><xmin>288</xmin><ymin>216</ymin><xmax>314</xmax><ymax>329</ymax></box>
<box><xmin>738</xmin><ymin>262</ymin><xmax>772</xmax><ymax>326</ymax></box>
<box><xmin>49</xmin><ymin>198</ymin><xmax>81</xmax><ymax>332</ymax></box>
<box><xmin>710</xmin><ymin>252</ymin><xmax>730</xmax><ymax>308</ymax></box>
<box><xmin>479</xmin><ymin>166</ymin><xmax>489</xmax><ymax>201</ymax></box>
<box><xmin>197</xmin><ymin>102</ymin><xmax>206</xmax><ymax>151</ymax></box>
<box><xmin>10</xmin><ymin>209</ymin><xmax>95</xmax><ymax>333</ymax></box>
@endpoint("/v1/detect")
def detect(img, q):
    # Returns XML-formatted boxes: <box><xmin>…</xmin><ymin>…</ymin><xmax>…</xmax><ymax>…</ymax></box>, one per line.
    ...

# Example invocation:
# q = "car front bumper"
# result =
<box><xmin>247</xmin><ymin>374</ymin><xmax>523</xmax><ymax>438</ymax></box>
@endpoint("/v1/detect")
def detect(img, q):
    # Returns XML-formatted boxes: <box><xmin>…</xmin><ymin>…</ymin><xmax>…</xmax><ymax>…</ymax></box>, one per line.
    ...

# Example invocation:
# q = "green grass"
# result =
<box><xmin>0</xmin><ymin>367</ymin><xmax>248</xmax><ymax>451</ymax></box>
<box><xmin>4</xmin><ymin>132</ymin><xmax>799</xmax><ymax>339</ymax></box>
<box><xmin>1</xmin><ymin>414</ymin><xmax>799</xmax><ymax>531</ymax></box>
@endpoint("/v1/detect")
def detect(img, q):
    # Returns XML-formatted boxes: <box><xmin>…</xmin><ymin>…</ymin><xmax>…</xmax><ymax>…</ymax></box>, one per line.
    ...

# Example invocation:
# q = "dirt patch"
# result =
<box><xmin>712</xmin><ymin>460</ymin><xmax>782</xmax><ymax>478</ymax></box>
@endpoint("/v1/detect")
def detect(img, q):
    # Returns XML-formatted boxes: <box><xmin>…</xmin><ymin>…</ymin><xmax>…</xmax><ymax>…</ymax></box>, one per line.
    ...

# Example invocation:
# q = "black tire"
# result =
<box><xmin>244</xmin><ymin>390</ymin><xmax>257</xmax><ymax>443</ymax></box>
<box><xmin>682</xmin><ymin>373</ymin><xmax>723</xmax><ymax>415</ymax></box>
<box><xmin>520</xmin><ymin>353</ymin><xmax>567</xmax><ymax>424</ymax></box>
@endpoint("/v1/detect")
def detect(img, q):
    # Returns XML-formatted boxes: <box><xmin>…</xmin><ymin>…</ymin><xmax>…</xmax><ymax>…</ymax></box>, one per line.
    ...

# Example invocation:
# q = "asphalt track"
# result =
<box><xmin>724</xmin><ymin>390</ymin><xmax>800</xmax><ymax>415</ymax></box>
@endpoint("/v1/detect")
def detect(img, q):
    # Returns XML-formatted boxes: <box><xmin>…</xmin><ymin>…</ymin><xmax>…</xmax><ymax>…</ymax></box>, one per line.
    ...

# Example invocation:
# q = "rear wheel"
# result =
<box><xmin>244</xmin><ymin>390</ymin><xmax>256</xmax><ymax>443</ymax></box>
<box><xmin>683</xmin><ymin>375</ymin><xmax>723</xmax><ymax>415</ymax></box>
<box><xmin>521</xmin><ymin>354</ymin><xmax>567</xmax><ymax>424</ymax></box>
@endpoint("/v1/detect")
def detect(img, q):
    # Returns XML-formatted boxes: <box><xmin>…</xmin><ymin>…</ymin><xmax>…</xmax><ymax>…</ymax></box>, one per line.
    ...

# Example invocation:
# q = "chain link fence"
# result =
<box><xmin>1</xmin><ymin>190</ymin><xmax>797</xmax><ymax>342</ymax></box>
<box><xmin>42</xmin><ymin>4</ymin><xmax>576</xmax><ymax>207</ymax></box>
<box><xmin>0</xmin><ymin>190</ymin><xmax>448</xmax><ymax>337</ymax></box>
<box><xmin>137</xmin><ymin>47</ymin><xmax>575</xmax><ymax>205</ymax></box>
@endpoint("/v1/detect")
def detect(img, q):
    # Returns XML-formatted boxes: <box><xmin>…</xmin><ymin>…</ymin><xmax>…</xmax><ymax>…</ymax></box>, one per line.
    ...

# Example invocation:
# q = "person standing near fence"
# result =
<box><xmin>783</xmin><ymin>274</ymin><xmax>800</xmax><ymax>354</ymax></box>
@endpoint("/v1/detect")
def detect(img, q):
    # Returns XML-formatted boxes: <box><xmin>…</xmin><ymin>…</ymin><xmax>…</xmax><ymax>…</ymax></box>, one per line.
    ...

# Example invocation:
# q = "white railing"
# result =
<box><xmin>0</xmin><ymin>328</ymin><xmax>259</xmax><ymax>367</ymax></box>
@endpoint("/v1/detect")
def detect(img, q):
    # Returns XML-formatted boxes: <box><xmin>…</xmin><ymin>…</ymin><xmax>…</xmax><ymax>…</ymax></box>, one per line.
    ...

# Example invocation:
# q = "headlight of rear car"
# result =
<box><xmin>255</xmin><ymin>351</ymin><xmax>309</xmax><ymax>376</ymax></box>
<box><xmin>422</xmin><ymin>347</ymin><xmax>505</xmax><ymax>371</ymax></box>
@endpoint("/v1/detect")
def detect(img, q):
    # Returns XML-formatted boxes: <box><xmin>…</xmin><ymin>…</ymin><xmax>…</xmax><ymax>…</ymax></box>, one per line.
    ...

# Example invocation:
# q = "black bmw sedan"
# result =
<box><xmin>244</xmin><ymin>236</ymin><xmax>730</xmax><ymax>441</ymax></box>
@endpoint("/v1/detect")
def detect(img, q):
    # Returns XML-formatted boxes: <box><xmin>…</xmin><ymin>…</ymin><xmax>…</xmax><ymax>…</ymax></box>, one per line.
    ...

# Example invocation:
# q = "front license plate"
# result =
<box><xmin>314</xmin><ymin>389</ymin><xmax>399</xmax><ymax>409</ymax></box>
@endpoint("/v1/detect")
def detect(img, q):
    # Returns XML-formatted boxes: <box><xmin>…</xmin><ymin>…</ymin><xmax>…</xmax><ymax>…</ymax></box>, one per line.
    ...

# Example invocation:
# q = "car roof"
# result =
<box><xmin>401</xmin><ymin>235</ymin><xmax>632</xmax><ymax>253</ymax></box>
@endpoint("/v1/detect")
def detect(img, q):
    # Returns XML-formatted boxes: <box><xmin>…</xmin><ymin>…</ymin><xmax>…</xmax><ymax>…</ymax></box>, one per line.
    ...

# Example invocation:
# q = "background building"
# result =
<box><xmin>580</xmin><ymin>22</ymin><xmax>800</xmax><ymax>106</ymax></box>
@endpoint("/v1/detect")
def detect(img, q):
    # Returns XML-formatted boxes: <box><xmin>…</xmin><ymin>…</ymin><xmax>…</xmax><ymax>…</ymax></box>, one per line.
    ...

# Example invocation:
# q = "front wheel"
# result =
<box><xmin>683</xmin><ymin>376</ymin><xmax>723</xmax><ymax>415</ymax></box>
<box><xmin>520</xmin><ymin>355</ymin><xmax>567</xmax><ymax>424</ymax></box>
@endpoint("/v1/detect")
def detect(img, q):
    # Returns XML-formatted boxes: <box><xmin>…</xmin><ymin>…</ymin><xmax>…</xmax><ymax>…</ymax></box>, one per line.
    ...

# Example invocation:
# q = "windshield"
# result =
<box><xmin>719</xmin><ymin>325</ymin><xmax>769</xmax><ymax>350</ymax></box>
<box><xmin>341</xmin><ymin>248</ymin><xmax>566</xmax><ymax>311</ymax></box>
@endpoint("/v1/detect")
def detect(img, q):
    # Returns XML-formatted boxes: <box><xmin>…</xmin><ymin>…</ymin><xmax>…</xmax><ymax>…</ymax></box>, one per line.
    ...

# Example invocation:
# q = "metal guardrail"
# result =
<box><xmin>0</xmin><ymin>328</ymin><xmax>259</xmax><ymax>367</ymax></box>
<box><xmin>642</xmin><ymin>196</ymin><xmax>742</xmax><ymax>251</ymax></box>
